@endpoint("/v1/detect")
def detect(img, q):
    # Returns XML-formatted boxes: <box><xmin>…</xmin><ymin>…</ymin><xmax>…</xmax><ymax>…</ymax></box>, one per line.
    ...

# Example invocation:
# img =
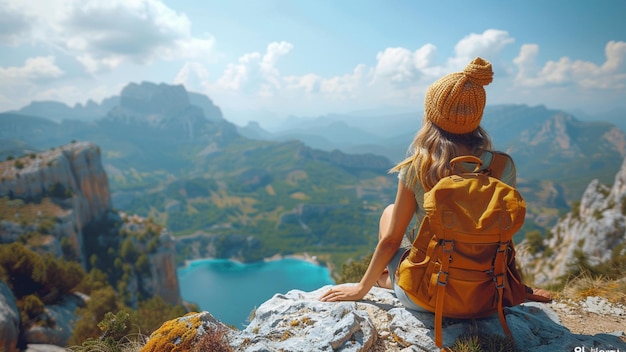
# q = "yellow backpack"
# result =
<box><xmin>395</xmin><ymin>153</ymin><xmax>527</xmax><ymax>348</ymax></box>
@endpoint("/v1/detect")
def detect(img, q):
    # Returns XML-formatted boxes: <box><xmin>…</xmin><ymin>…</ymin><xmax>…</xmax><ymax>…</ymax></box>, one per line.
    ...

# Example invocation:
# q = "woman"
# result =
<box><xmin>320</xmin><ymin>57</ymin><xmax>550</xmax><ymax>307</ymax></box>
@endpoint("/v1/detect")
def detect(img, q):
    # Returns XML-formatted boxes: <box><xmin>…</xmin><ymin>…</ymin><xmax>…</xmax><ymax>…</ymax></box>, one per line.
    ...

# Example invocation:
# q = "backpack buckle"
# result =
<box><xmin>494</xmin><ymin>274</ymin><xmax>505</xmax><ymax>289</ymax></box>
<box><xmin>437</xmin><ymin>271</ymin><xmax>449</xmax><ymax>286</ymax></box>
<box><xmin>497</xmin><ymin>243</ymin><xmax>508</xmax><ymax>253</ymax></box>
<box><xmin>441</xmin><ymin>240</ymin><xmax>454</xmax><ymax>253</ymax></box>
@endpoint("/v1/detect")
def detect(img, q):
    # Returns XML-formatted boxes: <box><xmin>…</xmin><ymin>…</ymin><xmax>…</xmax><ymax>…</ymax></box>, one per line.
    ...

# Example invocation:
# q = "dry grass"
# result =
<box><xmin>558</xmin><ymin>273</ymin><xmax>626</xmax><ymax>304</ymax></box>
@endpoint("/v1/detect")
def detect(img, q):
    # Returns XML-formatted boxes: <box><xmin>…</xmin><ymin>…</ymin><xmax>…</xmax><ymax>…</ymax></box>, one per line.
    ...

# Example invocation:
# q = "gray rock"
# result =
<box><xmin>518</xmin><ymin>156</ymin><xmax>626</xmax><ymax>286</ymax></box>
<box><xmin>229</xmin><ymin>285</ymin><xmax>626</xmax><ymax>352</ymax></box>
<box><xmin>22</xmin><ymin>293</ymin><xmax>86</xmax><ymax>347</ymax></box>
<box><xmin>0</xmin><ymin>281</ymin><xmax>20</xmax><ymax>352</ymax></box>
<box><xmin>24</xmin><ymin>344</ymin><xmax>69</xmax><ymax>352</ymax></box>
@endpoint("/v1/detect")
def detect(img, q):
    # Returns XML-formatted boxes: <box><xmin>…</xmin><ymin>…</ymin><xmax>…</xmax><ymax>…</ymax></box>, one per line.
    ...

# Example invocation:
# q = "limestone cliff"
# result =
<box><xmin>518</xmin><ymin>155</ymin><xmax>626</xmax><ymax>286</ymax></box>
<box><xmin>0</xmin><ymin>142</ymin><xmax>111</xmax><ymax>263</ymax></box>
<box><xmin>0</xmin><ymin>142</ymin><xmax>182</xmax><ymax>305</ymax></box>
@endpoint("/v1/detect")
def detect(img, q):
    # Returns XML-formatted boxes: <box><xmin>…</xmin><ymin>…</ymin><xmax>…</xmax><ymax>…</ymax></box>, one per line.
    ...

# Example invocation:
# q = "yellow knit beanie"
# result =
<box><xmin>424</xmin><ymin>57</ymin><xmax>493</xmax><ymax>134</ymax></box>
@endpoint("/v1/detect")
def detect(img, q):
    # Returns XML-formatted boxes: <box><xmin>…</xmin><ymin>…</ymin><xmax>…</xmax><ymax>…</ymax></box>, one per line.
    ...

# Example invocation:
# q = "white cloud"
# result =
<box><xmin>320</xmin><ymin>64</ymin><xmax>371</xmax><ymax>97</ymax></box>
<box><xmin>284</xmin><ymin>73</ymin><xmax>320</xmax><ymax>93</ymax></box>
<box><xmin>3</xmin><ymin>0</ymin><xmax>215</xmax><ymax>73</ymax></box>
<box><xmin>0</xmin><ymin>2</ymin><xmax>32</xmax><ymax>45</ymax></box>
<box><xmin>214</xmin><ymin>41</ymin><xmax>293</xmax><ymax>96</ymax></box>
<box><xmin>444</xmin><ymin>29</ymin><xmax>515</xmax><ymax>75</ymax></box>
<box><xmin>0</xmin><ymin>56</ymin><xmax>64</xmax><ymax>81</ymax></box>
<box><xmin>174</xmin><ymin>62</ymin><xmax>211</xmax><ymax>92</ymax></box>
<box><xmin>514</xmin><ymin>40</ymin><xmax>626</xmax><ymax>89</ymax></box>
<box><xmin>372</xmin><ymin>44</ymin><xmax>437</xmax><ymax>87</ymax></box>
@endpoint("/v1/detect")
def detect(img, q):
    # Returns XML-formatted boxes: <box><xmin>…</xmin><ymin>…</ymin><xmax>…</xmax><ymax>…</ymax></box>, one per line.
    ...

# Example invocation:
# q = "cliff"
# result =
<box><xmin>0</xmin><ymin>142</ymin><xmax>182</xmax><ymax>348</ymax></box>
<box><xmin>518</xmin><ymin>155</ymin><xmax>626</xmax><ymax>286</ymax></box>
<box><xmin>0</xmin><ymin>142</ymin><xmax>111</xmax><ymax>263</ymax></box>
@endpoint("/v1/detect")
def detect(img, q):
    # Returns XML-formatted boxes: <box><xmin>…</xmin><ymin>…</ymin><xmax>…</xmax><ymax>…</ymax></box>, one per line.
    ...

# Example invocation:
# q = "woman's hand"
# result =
<box><xmin>319</xmin><ymin>284</ymin><xmax>367</xmax><ymax>302</ymax></box>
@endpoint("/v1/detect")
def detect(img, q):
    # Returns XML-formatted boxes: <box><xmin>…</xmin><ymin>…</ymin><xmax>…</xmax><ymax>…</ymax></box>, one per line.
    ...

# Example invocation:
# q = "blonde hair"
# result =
<box><xmin>391</xmin><ymin>119</ymin><xmax>493</xmax><ymax>191</ymax></box>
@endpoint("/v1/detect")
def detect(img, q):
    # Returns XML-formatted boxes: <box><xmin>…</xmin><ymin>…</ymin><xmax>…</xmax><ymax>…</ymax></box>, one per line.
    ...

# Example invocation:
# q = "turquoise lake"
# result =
<box><xmin>177</xmin><ymin>258</ymin><xmax>335</xmax><ymax>328</ymax></box>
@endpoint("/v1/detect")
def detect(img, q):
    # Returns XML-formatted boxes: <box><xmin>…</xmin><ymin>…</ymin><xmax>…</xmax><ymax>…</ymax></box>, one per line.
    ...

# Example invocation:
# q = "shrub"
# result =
<box><xmin>136</xmin><ymin>296</ymin><xmax>187</xmax><ymax>335</ymax></box>
<box><xmin>336</xmin><ymin>253</ymin><xmax>372</xmax><ymax>284</ymax></box>
<box><xmin>69</xmin><ymin>286</ymin><xmax>121</xmax><ymax>345</ymax></box>
<box><xmin>0</xmin><ymin>243</ymin><xmax>47</xmax><ymax>297</ymax></box>
<box><xmin>42</xmin><ymin>254</ymin><xmax>85</xmax><ymax>300</ymax></box>
<box><xmin>524</xmin><ymin>230</ymin><xmax>544</xmax><ymax>255</ymax></box>
<box><xmin>570</xmin><ymin>201</ymin><xmax>581</xmax><ymax>219</ymax></box>
<box><xmin>193</xmin><ymin>324</ymin><xmax>234</xmax><ymax>352</ymax></box>
<box><xmin>20</xmin><ymin>294</ymin><xmax>45</xmax><ymax>323</ymax></box>
<box><xmin>135</xmin><ymin>254</ymin><xmax>151</xmax><ymax>276</ymax></box>
<box><xmin>451</xmin><ymin>330</ymin><xmax>517</xmax><ymax>352</ymax></box>
<box><xmin>46</xmin><ymin>182</ymin><xmax>73</xmax><ymax>199</ymax></box>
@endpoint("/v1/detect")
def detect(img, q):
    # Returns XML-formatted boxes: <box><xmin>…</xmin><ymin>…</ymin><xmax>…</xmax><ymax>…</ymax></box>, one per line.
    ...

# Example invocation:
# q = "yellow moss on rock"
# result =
<box><xmin>141</xmin><ymin>312</ymin><xmax>222</xmax><ymax>352</ymax></box>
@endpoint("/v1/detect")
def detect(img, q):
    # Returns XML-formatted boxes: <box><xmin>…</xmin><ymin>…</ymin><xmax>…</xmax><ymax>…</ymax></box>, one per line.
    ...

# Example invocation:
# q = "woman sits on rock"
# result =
<box><xmin>320</xmin><ymin>57</ymin><xmax>550</xmax><ymax>307</ymax></box>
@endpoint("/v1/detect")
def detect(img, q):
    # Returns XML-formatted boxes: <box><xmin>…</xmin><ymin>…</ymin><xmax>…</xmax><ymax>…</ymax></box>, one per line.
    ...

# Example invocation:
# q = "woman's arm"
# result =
<box><xmin>320</xmin><ymin>180</ymin><xmax>416</xmax><ymax>302</ymax></box>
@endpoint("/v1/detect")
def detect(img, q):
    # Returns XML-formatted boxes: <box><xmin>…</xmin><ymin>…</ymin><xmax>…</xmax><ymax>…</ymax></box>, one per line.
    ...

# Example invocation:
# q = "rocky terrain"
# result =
<box><xmin>0</xmin><ymin>142</ymin><xmax>181</xmax><ymax>350</ymax></box>
<box><xmin>143</xmin><ymin>286</ymin><xmax>626</xmax><ymax>352</ymax></box>
<box><xmin>517</xmin><ymin>153</ymin><xmax>626</xmax><ymax>286</ymax></box>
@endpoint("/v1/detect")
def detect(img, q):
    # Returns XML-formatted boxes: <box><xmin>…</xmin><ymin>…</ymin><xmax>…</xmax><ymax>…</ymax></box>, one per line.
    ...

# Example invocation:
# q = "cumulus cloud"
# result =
<box><xmin>174</xmin><ymin>62</ymin><xmax>211</xmax><ymax>92</ymax></box>
<box><xmin>0</xmin><ymin>2</ymin><xmax>32</xmax><ymax>45</ymax></box>
<box><xmin>215</xmin><ymin>41</ymin><xmax>293</xmax><ymax>96</ymax></box>
<box><xmin>440</xmin><ymin>29</ymin><xmax>516</xmax><ymax>77</ymax></box>
<box><xmin>0</xmin><ymin>56</ymin><xmax>65</xmax><ymax>109</ymax></box>
<box><xmin>4</xmin><ymin>0</ymin><xmax>215</xmax><ymax>73</ymax></box>
<box><xmin>179</xmin><ymin>29</ymin><xmax>523</xmax><ymax>113</ymax></box>
<box><xmin>373</xmin><ymin>45</ymin><xmax>433</xmax><ymax>86</ymax></box>
<box><xmin>514</xmin><ymin>40</ymin><xmax>626</xmax><ymax>89</ymax></box>
<box><xmin>0</xmin><ymin>56</ymin><xmax>64</xmax><ymax>81</ymax></box>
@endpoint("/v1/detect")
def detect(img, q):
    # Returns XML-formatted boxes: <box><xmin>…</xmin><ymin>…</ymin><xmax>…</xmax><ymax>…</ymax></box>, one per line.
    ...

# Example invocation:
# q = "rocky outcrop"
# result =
<box><xmin>518</xmin><ymin>156</ymin><xmax>626</xmax><ymax>286</ymax></box>
<box><xmin>0</xmin><ymin>279</ymin><xmax>88</xmax><ymax>352</ymax></box>
<box><xmin>0</xmin><ymin>281</ymin><xmax>19</xmax><ymax>352</ymax></box>
<box><xmin>0</xmin><ymin>141</ymin><xmax>111</xmax><ymax>263</ymax></box>
<box><xmin>145</xmin><ymin>286</ymin><xmax>626</xmax><ymax>352</ymax></box>
<box><xmin>0</xmin><ymin>142</ymin><xmax>110</xmax><ymax>217</ymax></box>
<box><xmin>118</xmin><ymin>212</ymin><xmax>182</xmax><ymax>307</ymax></box>
<box><xmin>22</xmin><ymin>293</ymin><xmax>87</xmax><ymax>346</ymax></box>
<box><xmin>103</xmin><ymin>82</ymin><xmax>228</xmax><ymax>142</ymax></box>
<box><xmin>0</xmin><ymin>143</ymin><xmax>183</xmax><ymax>347</ymax></box>
<box><xmin>149</xmin><ymin>233</ymin><xmax>182</xmax><ymax>306</ymax></box>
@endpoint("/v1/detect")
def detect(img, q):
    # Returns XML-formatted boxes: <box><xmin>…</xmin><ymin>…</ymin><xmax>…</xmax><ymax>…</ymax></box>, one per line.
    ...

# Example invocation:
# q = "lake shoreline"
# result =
<box><xmin>180</xmin><ymin>252</ymin><xmax>335</xmax><ymax>276</ymax></box>
<box><xmin>177</xmin><ymin>254</ymin><xmax>336</xmax><ymax>327</ymax></box>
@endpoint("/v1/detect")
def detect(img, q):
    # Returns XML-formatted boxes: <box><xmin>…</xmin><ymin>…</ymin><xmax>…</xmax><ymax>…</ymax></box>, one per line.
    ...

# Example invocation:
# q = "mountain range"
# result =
<box><xmin>1</xmin><ymin>81</ymin><xmax>625</xmax><ymax>261</ymax></box>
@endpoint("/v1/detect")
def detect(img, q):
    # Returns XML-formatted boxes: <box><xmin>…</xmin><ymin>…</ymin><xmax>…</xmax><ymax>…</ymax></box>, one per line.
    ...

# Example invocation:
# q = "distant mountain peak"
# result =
<box><xmin>120</xmin><ymin>81</ymin><xmax>189</xmax><ymax>116</ymax></box>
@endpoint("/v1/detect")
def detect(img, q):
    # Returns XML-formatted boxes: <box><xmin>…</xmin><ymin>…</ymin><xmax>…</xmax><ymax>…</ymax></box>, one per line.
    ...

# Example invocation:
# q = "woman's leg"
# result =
<box><xmin>375</xmin><ymin>204</ymin><xmax>395</xmax><ymax>289</ymax></box>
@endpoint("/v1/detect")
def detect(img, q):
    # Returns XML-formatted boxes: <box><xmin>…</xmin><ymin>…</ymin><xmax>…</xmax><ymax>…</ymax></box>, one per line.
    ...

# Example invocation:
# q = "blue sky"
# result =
<box><xmin>1</xmin><ymin>0</ymin><xmax>625</xmax><ymax>127</ymax></box>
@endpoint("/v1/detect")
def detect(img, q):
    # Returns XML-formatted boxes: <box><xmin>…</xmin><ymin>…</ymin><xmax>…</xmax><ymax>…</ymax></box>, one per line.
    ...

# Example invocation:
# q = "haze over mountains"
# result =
<box><xmin>2</xmin><ymin>81</ymin><xmax>625</xmax><ymax>251</ymax></box>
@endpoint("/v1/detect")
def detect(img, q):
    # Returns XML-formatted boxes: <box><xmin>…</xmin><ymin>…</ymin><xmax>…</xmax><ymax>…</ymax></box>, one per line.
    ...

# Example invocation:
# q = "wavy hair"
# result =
<box><xmin>390</xmin><ymin>119</ymin><xmax>493</xmax><ymax>191</ymax></box>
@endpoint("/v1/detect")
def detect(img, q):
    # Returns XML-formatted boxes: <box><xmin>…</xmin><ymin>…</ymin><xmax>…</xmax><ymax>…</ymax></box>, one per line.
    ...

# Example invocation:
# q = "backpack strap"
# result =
<box><xmin>493</xmin><ymin>236</ymin><xmax>513</xmax><ymax>337</ymax></box>
<box><xmin>485</xmin><ymin>151</ymin><xmax>514</xmax><ymax>181</ymax></box>
<box><xmin>433</xmin><ymin>230</ymin><xmax>454</xmax><ymax>347</ymax></box>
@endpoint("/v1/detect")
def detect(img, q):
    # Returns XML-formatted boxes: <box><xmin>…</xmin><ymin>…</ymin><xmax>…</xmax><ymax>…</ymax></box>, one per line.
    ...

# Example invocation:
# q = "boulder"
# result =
<box><xmin>22</xmin><ymin>292</ymin><xmax>87</xmax><ymax>346</ymax></box>
<box><xmin>145</xmin><ymin>285</ymin><xmax>626</xmax><ymax>351</ymax></box>
<box><xmin>141</xmin><ymin>311</ymin><xmax>230</xmax><ymax>352</ymax></box>
<box><xmin>0</xmin><ymin>281</ymin><xmax>20</xmax><ymax>352</ymax></box>
<box><xmin>231</xmin><ymin>285</ymin><xmax>625</xmax><ymax>351</ymax></box>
